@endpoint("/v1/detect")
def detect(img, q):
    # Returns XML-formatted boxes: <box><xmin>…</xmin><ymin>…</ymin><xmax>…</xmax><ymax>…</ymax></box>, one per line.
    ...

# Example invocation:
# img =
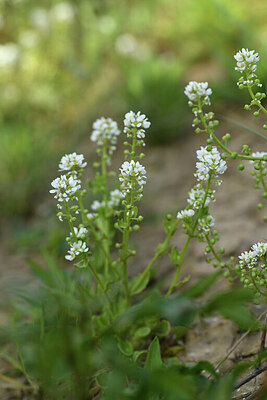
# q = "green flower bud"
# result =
<box><xmin>253</xmin><ymin>111</ymin><xmax>260</xmax><ymax>117</ymax></box>
<box><xmin>244</xmin><ymin>104</ymin><xmax>250</xmax><ymax>110</ymax></box>
<box><xmin>238</xmin><ymin>164</ymin><xmax>245</xmax><ymax>171</ymax></box>
<box><xmin>231</xmin><ymin>152</ymin><xmax>238</xmax><ymax>159</ymax></box>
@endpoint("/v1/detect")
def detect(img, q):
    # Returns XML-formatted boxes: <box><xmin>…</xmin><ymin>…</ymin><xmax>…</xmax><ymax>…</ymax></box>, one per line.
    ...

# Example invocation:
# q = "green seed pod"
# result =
<box><xmin>231</xmin><ymin>152</ymin><xmax>238</xmax><ymax>159</ymax></box>
<box><xmin>195</xmin><ymin>128</ymin><xmax>201</xmax><ymax>134</ymax></box>
<box><xmin>253</xmin><ymin>111</ymin><xmax>260</xmax><ymax>117</ymax></box>
<box><xmin>244</xmin><ymin>104</ymin><xmax>250</xmax><ymax>110</ymax></box>
<box><xmin>238</xmin><ymin>164</ymin><xmax>245</xmax><ymax>171</ymax></box>
<box><xmin>224</xmin><ymin>271</ymin><xmax>230</xmax><ymax>278</ymax></box>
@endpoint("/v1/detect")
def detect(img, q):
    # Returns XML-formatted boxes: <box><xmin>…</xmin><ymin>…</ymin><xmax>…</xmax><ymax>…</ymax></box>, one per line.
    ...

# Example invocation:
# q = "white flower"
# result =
<box><xmin>91</xmin><ymin>117</ymin><xmax>120</xmax><ymax>151</ymax></box>
<box><xmin>108</xmin><ymin>189</ymin><xmax>123</xmax><ymax>207</ymax></box>
<box><xmin>0</xmin><ymin>43</ymin><xmax>20</xmax><ymax>68</ymax></box>
<box><xmin>184</xmin><ymin>81</ymin><xmax>212</xmax><ymax>105</ymax></box>
<box><xmin>50</xmin><ymin>175</ymin><xmax>81</xmax><ymax>202</ymax></box>
<box><xmin>187</xmin><ymin>184</ymin><xmax>215</xmax><ymax>209</ymax></box>
<box><xmin>19</xmin><ymin>31</ymin><xmax>39</xmax><ymax>48</ymax></box>
<box><xmin>59</xmin><ymin>152</ymin><xmax>87</xmax><ymax>173</ymax></box>
<box><xmin>251</xmin><ymin>242</ymin><xmax>267</xmax><ymax>258</ymax></box>
<box><xmin>123</xmin><ymin>111</ymin><xmax>151</xmax><ymax>139</ymax></box>
<box><xmin>30</xmin><ymin>8</ymin><xmax>50</xmax><ymax>29</ymax></box>
<box><xmin>86</xmin><ymin>212</ymin><xmax>95</xmax><ymax>220</ymax></box>
<box><xmin>195</xmin><ymin>146</ymin><xmax>227</xmax><ymax>182</ymax></box>
<box><xmin>234</xmin><ymin>48</ymin><xmax>259</xmax><ymax>73</ymax></box>
<box><xmin>98</xmin><ymin>15</ymin><xmax>116</xmax><ymax>34</ymax></box>
<box><xmin>177</xmin><ymin>209</ymin><xmax>195</xmax><ymax>220</ymax></box>
<box><xmin>65</xmin><ymin>240</ymin><xmax>88</xmax><ymax>261</ymax></box>
<box><xmin>91</xmin><ymin>200</ymin><xmax>104</xmax><ymax>211</ymax></box>
<box><xmin>198</xmin><ymin>215</ymin><xmax>215</xmax><ymax>233</ymax></box>
<box><xmin>238</xmin><ymin>242</ymin><xmax>267</xmax><ymax>271</ymax></box>
<box><xmin>70</xmin><ymin>226</ymin><xmax>88</xmax><ymax>239</ymax></box>
<box><xmin>50</xmin><ymin>2</ymin><xmax>75</xmax><ymax>23</ymax></box>
<box><xmin>119</xmin><ymin>160</ymin><xmax>147</xmax><ymax>195</ymax></box>
<box><xmin>239</xmin><ymin>250</ymin><xmax>257</xmax><ymax>268</ymax></box>
<box><xmin>249</xmin><ymin>152</ymin><xmax>267</xmax><ymax>170</ymax></box>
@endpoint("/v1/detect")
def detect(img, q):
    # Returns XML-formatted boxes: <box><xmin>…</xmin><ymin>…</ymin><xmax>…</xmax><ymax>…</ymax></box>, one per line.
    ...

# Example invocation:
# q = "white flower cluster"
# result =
<box><xmin>177</xmin><ymin>209</ymin><xmax>195</xmax><ymax>220</ymax></box>
<box><xmin>119</xmin><ymin>160</ymin><xmax>147</xmax><ymax>196</ymax></box>
<box><xmin>123</xmin><ymin>111</ymin><xmax>151</xmax><ymax>139</ymax></box>
<box><xmin>198</xmin><ymin>215</ymin><xmax>215</xmax><ymax>233</ymax></box>
<box><xmin>195</xmin><ymin>146</ymin><xmax>227</xmax><ymax>183</ymax></box>
<box><xmin>239</xmin><ymin>242</ymin><xmax>267</xmax><ymax>269</ymax></box>
<box><xmin>59</xmin><ymin>152</ymin><xmax>87</xmax><ymax>173</ymax></box>
<box><xmin>234</xmin><ymin>48</ymin><xmax>259</xmax><ymax>73</ymax></box>
<box><xmin>184</xmin><ymin>81</ymin><xmax>212</xmax><ymax>105</ymax></box>
<box><xmin>187</xmin><ymin>184</ymin><xmax>215</xmax><ymax>209</ymax></box>
<box><xmin>65</xmin><ymin>240</ymin><xmax>89</xmax><ymax>261</ymax></box>
<box><xmin>234</xmin><ymin>48</ymin><xmax>262</xmax><ymax>87</ymax></box>
<box><xmin>108</xmin><ymin>189</ymin><xmax>123</xmax><ymax>207</ymax></box>
<box><xmin>91</xmin><ymin>190</ymin><xmax>123</xmax><ymax>211</ymax></box>
<box><xmin>91</xmin><ymin>117</ymin><xmax>121</xmax><ymax>152</ymax></box>
<box><xmin>50</xmin><ymin>174</ymin><xmax>81</xmax><ymax>203</ymax></box>
<box><xmin>70</xmin><ymin>226</ymin><xmax>88</xmax><ymax>239</ymax></box>
<box><xmin>249</xmin><ymin>152</ymin><xmax>267</xmax><ymax>171</ymax></box>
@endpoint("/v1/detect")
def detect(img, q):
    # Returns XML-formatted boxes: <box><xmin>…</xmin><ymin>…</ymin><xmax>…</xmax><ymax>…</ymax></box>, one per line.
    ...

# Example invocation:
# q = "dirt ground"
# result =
<box><xmin>0</xmin><ymin>109</ymin><xmax>266</xmax><ymax>399</ymax></box>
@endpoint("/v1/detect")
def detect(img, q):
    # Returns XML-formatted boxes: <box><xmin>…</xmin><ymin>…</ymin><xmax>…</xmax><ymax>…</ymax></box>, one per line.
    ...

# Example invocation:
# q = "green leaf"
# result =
<box><xmin>133</xmin><ymin>350</ymin><xmax>147</xmax><ymax>363</ymax></box>
<box><xmin>202</xmin><ymin>288</ymin><xmax>259</xmax><ymax>330</ymax></box>
<box><xmin>0</xmin><ymin>352</ymin><xmax>22</xmax><ymax>372</ymax></box>
<box><xmin>117</xmin><ymin>339</ymin><xmax>133</xmax><ymax>357</ymax></box>
<box><xmin>135</xmin><ymin>326</ymin><xmax>151</xmax><ymax>338</ymax></box>
<box><xmin>153</xmin><ymin>320</ymin><xmax>171</xmax><ymax>337</ymax></box>
<box><xmin>130</xmin><ymin>268</ymin><xmax>151</xmax><ymax>295</ymax></box>
<box><xmin>145</xmin><ymin>337</ymin><xmax>163</xmax><ymax>371</ymax></box>
<box><xmin>27</xmin><ymin>258</ymin><xmax>54</xmax><ymax>287</ymax></box>
<box><xmin>169</xmin><ymin>246</ymin><xmax>180</xmax><ymax>266</ymax></box>
<box><xmin>155</xmin><ymin>241</ymin><xmax>169</xmax><ymax>256</ymax></box>
<box><xmin>182</xmin><ymin>271</ymin><xmax>221</xmax><ymax>298</ymax></box>
<box><xmin>187</xmin><ymin>360</ymin><xmax>219</xmax><ymax>379</ymax></box>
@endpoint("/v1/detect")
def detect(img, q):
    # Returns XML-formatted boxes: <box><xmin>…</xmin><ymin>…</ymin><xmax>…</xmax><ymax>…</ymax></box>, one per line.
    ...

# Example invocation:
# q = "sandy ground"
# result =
<box><xmin>0</xmin><ymin>109</ymin><xmax>266</xmax><ymax>399</ymax></box>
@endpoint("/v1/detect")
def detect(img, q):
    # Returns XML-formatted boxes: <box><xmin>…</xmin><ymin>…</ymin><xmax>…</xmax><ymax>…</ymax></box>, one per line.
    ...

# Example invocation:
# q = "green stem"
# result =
<box><xmin>165</xmin><ymin>235</ymin><xmax>191</xmax><ymax>297</ymax></box>
<box><xmin>166</xmin><ymin>175</ymin><xmax>212</xmax><ymax>297</ymax></box>
<box><xmin>87</xmin><ymin>260</ymin><xmax>115</xmax><ymax>316</ymax></box>
<box><xmin>101</xmin><ymin>141</ymin><xmax>110</xmax><ymax>278</ymax></box>
<box><xmin>247</xmin><ymin>83</ymin><xmax>267</xmax><ymax>116</ymax></box>
<box><xmin>198</xmin><ymin>104</ymin><xmax>266</xmax><ymax>161</ymax></box>
<box><xmin>64</xmin><ymin>201</ymin><xmax>76</xmax><ymax>238</ymax></box>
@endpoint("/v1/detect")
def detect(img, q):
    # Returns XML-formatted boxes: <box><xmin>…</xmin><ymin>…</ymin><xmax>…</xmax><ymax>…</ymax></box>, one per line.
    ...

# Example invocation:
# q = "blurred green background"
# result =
<box><xmin>0</xmin><ymin>0</ymin><xmax>266</xmax><ymax>228</ymax></box>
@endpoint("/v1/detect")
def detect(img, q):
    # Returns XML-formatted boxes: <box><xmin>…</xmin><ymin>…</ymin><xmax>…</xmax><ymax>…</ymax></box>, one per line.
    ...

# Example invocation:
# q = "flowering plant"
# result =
<box><xmin>2</xmin><ymin>48</ymin><xmax>266</xmax><ymax>400</ymax></box>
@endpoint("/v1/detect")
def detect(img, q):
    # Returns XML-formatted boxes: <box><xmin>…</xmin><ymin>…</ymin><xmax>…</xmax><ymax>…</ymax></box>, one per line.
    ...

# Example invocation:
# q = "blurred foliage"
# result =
<box><xmin>0</xmin><ymin>255</ymin><xmax>263</xmax><ymax>399</ymax></box>
<box><xmin>0</xmin><ymin>0</ymin><xmax>266</xmax><ymax>218</ymax></box>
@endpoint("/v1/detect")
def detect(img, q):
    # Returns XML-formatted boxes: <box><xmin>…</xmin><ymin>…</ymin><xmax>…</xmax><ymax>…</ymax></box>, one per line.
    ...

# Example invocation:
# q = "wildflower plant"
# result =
<box><xmin>3</xmin><ymin>48</ymin><xmax>267</xmax><ymax>399</ymax></box>
<box><xmin>48</xmin><ymin>48</ymin><xmax>267</xmax><ymax>311</ymax></box>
